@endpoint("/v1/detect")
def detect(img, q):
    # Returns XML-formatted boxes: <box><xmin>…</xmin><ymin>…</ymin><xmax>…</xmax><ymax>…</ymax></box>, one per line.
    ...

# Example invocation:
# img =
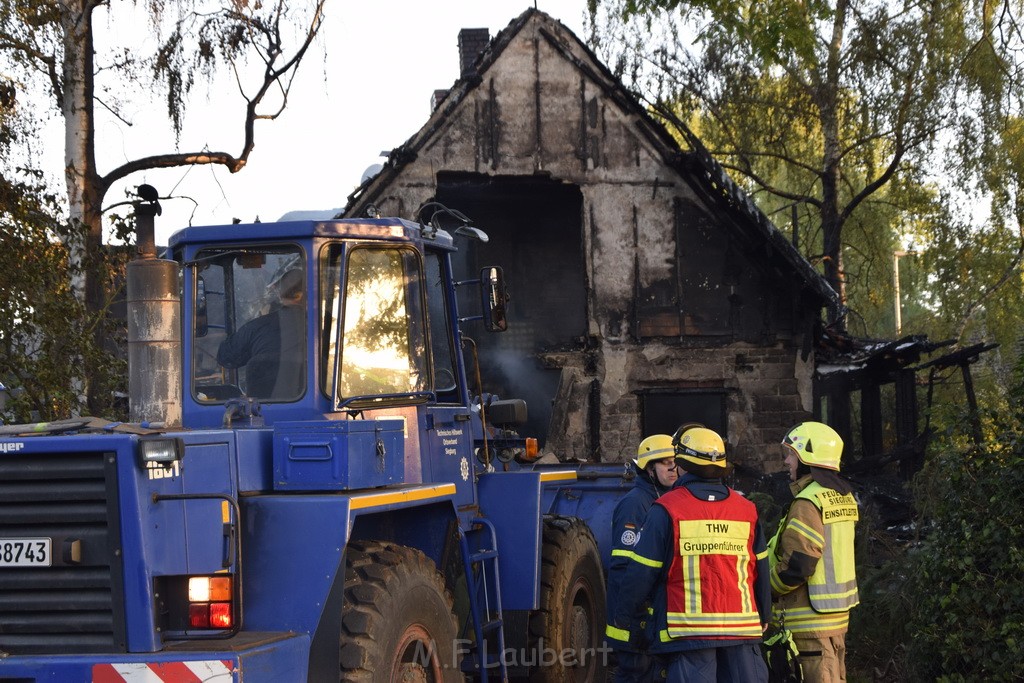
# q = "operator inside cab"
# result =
<box><xmin>217</xmin><ymin>267</ymin><xmax>306</xmax><ymax>400</ymax></box>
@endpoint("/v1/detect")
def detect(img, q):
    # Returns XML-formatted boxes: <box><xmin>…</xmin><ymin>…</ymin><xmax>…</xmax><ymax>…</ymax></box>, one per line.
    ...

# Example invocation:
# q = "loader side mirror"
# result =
<box><xmin>480</xmin><ymin>266</ymin><xmax>508</xmax><ymax>332</ymax></box>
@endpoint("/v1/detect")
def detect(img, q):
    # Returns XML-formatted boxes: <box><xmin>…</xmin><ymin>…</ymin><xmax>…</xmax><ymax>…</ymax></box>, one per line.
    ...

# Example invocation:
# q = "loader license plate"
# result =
<box><xmin>0</xmin><ymin>538</ymin><xmax>52</xmax><ymax>567</ymax></box>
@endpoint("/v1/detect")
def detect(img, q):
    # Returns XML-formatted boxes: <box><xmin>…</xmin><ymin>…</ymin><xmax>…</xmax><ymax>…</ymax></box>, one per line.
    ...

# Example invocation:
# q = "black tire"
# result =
<box><xmin>339</xmin><ymin>540</ymin><xmax>463</xmax><ymax>682</ymax></box>
<box><xmin>528</xmin><ymin>516</ymin><xmax>609</xmax><ymax>683</ymax></box>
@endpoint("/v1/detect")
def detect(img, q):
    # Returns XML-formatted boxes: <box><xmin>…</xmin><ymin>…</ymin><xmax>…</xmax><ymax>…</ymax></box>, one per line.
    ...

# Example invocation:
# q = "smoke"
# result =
<box><xmin>476</xmin><ymin>347</ymin><xmax>559</xmax><ymax>445</ymax></box>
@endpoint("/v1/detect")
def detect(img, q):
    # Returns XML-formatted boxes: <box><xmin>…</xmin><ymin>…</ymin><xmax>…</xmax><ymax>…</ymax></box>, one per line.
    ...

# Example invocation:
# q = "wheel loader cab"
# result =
<box><xmin>175</xmin><ymin>219</ymin><xmax>470</xmax><ymax>428</ymax></box>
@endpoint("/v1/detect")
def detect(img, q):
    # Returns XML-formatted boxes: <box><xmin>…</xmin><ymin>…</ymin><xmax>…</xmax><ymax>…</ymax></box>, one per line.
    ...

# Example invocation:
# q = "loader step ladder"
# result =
<box><xmin>459</xmin><ymin>517</ymin><xmax>508</xmax><ymax>683</ymax></box>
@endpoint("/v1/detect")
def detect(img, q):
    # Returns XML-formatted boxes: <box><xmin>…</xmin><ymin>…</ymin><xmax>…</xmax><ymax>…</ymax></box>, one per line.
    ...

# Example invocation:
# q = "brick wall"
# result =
<box><xmin>589</xmin><ymin>342</ymin><xmax>813</xmax><ymax>474</ymax></box>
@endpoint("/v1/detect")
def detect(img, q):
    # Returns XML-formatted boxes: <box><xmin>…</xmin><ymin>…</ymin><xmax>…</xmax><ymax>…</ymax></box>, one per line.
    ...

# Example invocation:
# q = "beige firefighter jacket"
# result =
<box><xmin>768</xmin><ymin>475</ymin><xmax>856</xmax><ymax>637</ymax></box>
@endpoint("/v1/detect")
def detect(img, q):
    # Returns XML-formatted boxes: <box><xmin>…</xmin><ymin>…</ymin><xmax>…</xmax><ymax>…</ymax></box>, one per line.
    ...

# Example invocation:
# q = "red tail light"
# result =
<box><xmin>209</xmin><ymin>602</ymin><xmax>232</xmax><ymax>628</ymax></box>
<box><xmin>189</xmin><ymin>603</ymin><xmax>210</xmax><ymax>628</ymax></box>
<box><xmin>188</xmin><ymin>601</ymin><xmax>233</xmax><ymax>629</ymax></box>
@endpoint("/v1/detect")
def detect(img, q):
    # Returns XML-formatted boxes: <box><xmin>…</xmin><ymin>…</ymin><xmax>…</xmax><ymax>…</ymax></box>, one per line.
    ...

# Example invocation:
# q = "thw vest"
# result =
<box><xmin>784</xmin><ymin>481</ymin><xmax>860</xmax><ymax>613</ymax></box>
<box><xmin>656</xmin><ymin>487</ymin><xmax>762</xmax><ymax>640</ymax></box>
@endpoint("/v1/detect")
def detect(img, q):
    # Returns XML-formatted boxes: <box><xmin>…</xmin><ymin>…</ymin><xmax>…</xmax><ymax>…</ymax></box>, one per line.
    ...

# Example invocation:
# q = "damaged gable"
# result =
<box><xmin>341</xmin><ymin>8</ymin><xmax>838</xmax><ymax>470</ymax></box>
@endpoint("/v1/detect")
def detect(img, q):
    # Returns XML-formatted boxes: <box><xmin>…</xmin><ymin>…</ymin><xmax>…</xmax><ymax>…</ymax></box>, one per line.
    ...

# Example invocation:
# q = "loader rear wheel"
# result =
<box><xmin>339</xmin><ymin>540</ymin><xmax>462</xmax><ymax>682</ymax></box>
<box><xmin>528</xmin><ymin>516</ymin><xmax>609</xmax><ymax>683</ymax></box>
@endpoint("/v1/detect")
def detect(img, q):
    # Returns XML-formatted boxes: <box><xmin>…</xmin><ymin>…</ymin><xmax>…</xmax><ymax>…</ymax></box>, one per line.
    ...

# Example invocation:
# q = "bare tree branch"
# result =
<box><xmin>100</xmin><ymin>0</ymin><xmax>325</xmax><ymax>199</ymax></box>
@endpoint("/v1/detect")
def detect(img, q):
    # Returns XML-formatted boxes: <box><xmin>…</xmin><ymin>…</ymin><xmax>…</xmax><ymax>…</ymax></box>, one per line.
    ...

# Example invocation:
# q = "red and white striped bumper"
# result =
<box><xmin>92</xmin><ymin>660</ymin><xmax>236</xmax><ymax>683</ymax></box>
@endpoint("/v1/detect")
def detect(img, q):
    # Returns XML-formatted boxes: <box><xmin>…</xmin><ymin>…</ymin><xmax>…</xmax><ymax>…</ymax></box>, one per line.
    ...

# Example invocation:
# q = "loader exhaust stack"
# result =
<box><xmin>126</xmin><ymin>186</ymin><xmax>181</xmax><ymax>426</ymax></box>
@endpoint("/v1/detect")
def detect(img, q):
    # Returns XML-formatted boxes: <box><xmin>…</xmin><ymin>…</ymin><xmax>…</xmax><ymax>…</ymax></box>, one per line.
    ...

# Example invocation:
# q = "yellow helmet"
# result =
<box><xmin>634</xmin><ymin>434</ymin><xmax>676</xmax><ymax>469</ymax></box>
<box><xmin>673</xmin><ymin>426</ymin><xmax>727</xmax><ymax>469</ymax></box>
<box><xmin>782</xmin><ymin>421</ymin><xmax>843</xmax><ymax>471</ymax></box>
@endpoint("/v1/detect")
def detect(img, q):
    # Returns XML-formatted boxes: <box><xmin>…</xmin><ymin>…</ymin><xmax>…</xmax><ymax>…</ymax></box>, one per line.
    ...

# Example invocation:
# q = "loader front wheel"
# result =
<box><xmin>339</xmin><ymin>540</ymin><xmax>462</xmax><ymax>682</ymax></box>
<box><xmin>528</xmin><ymin>516</ymin><xmax>609</xmax><ymax>683</ymax></box>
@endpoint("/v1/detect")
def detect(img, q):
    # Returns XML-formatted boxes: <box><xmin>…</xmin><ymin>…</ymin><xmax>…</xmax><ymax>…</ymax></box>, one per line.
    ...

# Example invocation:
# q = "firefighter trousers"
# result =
<box><xmin>793</xmin><ymin>634</ymin><xmax>847</xmax><ymax>683</ymax></box>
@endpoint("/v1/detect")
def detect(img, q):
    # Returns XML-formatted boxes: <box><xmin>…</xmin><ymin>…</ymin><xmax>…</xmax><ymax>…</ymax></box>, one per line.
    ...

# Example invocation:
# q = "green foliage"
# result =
<box><xmin>624</xmin><ymin>0</ymin><xmax>829</xmax><ymax>65</ymax></box>
<box><xmin>0</xmin><ymin>172</ymin><xmax>128</xmax><ymax>422</ymax></box>
<box><xmin>843</xmin><ymin>382</ymin><xmax>1024</xmax><ymax>681</ymax></box>
<box><xmin>901</xmin><ymin>414</ymin><xmax>1024</xmax><ymax>680</ymax></box>
<box><xmin>846</xmin><ymin>510</ymin><xmax>914</xmax><ymax>681</ymax></box>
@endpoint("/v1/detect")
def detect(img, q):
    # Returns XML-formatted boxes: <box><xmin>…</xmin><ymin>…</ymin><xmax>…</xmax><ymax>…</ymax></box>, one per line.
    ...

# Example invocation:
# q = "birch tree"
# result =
<box><xmin>0</xmin><ymin>0</ymin><xmax>326</xmax><ymax>414</ymax></box>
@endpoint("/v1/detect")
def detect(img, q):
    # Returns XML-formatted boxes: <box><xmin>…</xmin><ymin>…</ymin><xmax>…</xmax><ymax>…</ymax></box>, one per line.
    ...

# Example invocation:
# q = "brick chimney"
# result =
<box><xmin>431</xmin><ymin>89</ymin><xmax>449</xmax><ymax>112</ymax></box>
<box><xmin>458</xmin><ymin>28</ymin><xmax>490</xmax><ymax>76</ymax></box>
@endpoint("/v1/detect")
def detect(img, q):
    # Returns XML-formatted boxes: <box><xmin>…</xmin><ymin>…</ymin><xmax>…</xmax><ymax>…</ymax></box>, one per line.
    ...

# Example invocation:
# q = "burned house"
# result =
<box><xmin>341</xmin><ymin>9</ymin><xmax>842</xmax><ymax>472</ymax></box>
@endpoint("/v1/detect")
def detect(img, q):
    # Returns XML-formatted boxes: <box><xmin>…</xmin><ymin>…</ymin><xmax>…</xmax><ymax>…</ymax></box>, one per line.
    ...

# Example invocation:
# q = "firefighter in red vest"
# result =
<box><xmin>769</xmin><ymin>421</ymin><xmax>859</xmax><ymax>683</ymax></box>
<box><xmin>606</xmin><ymin>426</ymin><xmax>771</xmax><ymax>682</ymax></box>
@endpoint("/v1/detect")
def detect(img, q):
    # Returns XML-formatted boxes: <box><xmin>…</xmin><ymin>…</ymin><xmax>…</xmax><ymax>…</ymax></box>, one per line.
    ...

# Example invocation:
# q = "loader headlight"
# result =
<box><xmin>138</xmin><ymin>437</ymin><xmax>183</xmax><ymax>465</ymax></box>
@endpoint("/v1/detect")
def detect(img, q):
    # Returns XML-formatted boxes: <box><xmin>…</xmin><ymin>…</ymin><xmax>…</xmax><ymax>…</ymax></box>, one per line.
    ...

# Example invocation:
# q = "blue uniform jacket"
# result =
<box><xmin>606</xmin><ymin>467</ymin><xmax>669</xmax><ymax>651</ymax></box>
<box><xmin>609</xmin><ymin>474</ymin><xmax>772</xmax><ymax>655</ymax></box>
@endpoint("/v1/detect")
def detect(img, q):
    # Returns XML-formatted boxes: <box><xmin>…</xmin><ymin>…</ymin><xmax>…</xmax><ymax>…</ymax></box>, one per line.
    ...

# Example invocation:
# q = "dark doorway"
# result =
<box><xmin>436</xmin><ymin>173</ymin><xmax>586</xmax><ymax>445</ymax></box>
<box><xmin>639</xmin><ymin>390</ymin><xmax>729</xmax><ymax>441</ymax></box>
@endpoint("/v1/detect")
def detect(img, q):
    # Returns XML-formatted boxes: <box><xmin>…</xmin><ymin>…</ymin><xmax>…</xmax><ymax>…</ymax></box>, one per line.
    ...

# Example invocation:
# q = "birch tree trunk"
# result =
<box><xmin>817</xmin><ymin>0</ymin><xmax>849</xmax><ymax>329</ymax></box>
<box><xmin>61</xmin><ymin>0</ymin><xmax>106</xmax><ymax>412</ymax></box>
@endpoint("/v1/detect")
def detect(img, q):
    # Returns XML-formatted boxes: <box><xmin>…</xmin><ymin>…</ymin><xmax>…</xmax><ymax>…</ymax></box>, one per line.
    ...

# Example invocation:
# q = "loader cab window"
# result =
<box><xmin>425</xmin><ymin>252</ymin><xmax>460</xmax><ymax>400</ymax></box>
<box><xmin>320</xmin><ymin>244</ymin><xmax>430</xmax><ymax>406</ymax></box>
<box><xmin>191</xmin><ymin>246</ymin><xmax>307</xmax><ymax>403</ymax></box>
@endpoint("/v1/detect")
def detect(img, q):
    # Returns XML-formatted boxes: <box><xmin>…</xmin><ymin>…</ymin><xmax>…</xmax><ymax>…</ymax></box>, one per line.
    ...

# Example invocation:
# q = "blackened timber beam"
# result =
<box><xmin>961</xmin><ymin>362</ymin><xmax>983</xmax><ymax>446</ymax></box>
<box><xmin>861</xmin><ymin>383</ymin><xmax>883</xmax><ymax>458</ymax></box>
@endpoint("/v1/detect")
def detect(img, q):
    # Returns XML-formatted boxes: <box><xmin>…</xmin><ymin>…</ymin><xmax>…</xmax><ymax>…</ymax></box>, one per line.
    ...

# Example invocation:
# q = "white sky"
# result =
<box><xmin>86</xmin><ymin>1</ymin><xmax>590</xmax><ymax>245</ymax></box>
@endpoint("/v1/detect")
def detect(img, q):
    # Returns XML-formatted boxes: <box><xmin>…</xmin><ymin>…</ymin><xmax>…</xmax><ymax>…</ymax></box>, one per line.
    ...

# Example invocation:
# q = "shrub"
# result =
<box><xmin>902</xmin><ymin>437</ymin><xmax>1024</xmax><ymax>681</ymax></box>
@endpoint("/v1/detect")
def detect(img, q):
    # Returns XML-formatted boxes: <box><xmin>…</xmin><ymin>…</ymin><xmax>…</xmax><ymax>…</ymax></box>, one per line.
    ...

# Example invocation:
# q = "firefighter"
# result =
<box><xmin>606</xmin><ymin>433</ymin><xmax>681</xmax><ymax>682</ymax></box>
<box><xmin>607</xmin><ymin>426</ymin><xmax>770</xmax><ymax>683</ymax></box>
<box><xmin>769</xmin><ymin>421</ymin><xmax>860</xmax><ymax>683</ymax></box>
